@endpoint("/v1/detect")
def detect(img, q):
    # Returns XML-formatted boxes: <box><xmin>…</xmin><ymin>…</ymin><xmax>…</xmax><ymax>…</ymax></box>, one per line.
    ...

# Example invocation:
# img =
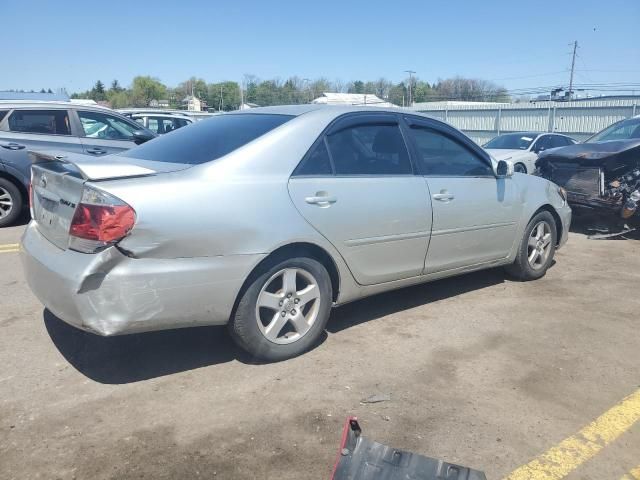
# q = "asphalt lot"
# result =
<box><xmin>0</xmin><ymin>220</ymin><xmax>639</xmax><ymax>480</ymax></box>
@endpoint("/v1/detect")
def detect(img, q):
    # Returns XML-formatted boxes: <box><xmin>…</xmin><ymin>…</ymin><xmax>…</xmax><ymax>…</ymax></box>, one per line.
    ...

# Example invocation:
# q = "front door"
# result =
<box><xmin>403</xmin><ymin>118</ymin><xmax>521</xmax><ymax>274</ymax></box>
<box><xmin>76</xmin><ymin>110</ymin><xmax>139</xmax><ymax>156</ymax></box>
<box><xmin>288</xmin><ymin>113</ymin><xmax>432</xmax><ymax>285</ymax></box>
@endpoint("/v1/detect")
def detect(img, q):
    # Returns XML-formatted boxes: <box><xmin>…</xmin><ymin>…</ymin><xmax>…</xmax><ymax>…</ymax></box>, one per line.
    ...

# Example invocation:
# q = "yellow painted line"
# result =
<box><xmin>0</xmin><ymin>243</ymin><xmax>20</xmax><ymax>254</ymax></box>
<box><xmin>621</xmin><ymin>465</ymin><xmax>640</xmax><ymax>480</ymax></box>
<box><xmin>504</xmin><ymin>388</ymin><xmax>640</xmax><ymax>480</ymax></box>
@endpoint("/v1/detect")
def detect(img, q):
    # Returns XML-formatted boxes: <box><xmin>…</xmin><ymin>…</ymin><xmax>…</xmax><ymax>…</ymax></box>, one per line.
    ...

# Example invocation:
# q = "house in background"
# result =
<box><xmin>182</xmin><ymin>95</ymin><xmax>207</xmax><ymax>112</ymax></box>
<box><xmin>149</xmin><ymin>99</ymin><xmax>170</xmax><ymax>108</ymax></box>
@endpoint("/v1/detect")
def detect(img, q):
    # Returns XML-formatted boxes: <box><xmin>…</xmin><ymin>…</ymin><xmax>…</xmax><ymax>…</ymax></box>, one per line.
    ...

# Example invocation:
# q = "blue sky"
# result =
<box><xmin>3</xmin><ymin>0</ymin><xmax>639</xmax><ymax>95</ymax></box>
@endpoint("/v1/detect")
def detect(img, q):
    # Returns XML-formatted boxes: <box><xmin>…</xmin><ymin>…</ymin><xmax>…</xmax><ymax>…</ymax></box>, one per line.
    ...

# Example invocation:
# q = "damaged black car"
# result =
<box><xmin>535</xmin><ymin>116</ymin><xmax>640</xmax><ymax>235</ymax></box>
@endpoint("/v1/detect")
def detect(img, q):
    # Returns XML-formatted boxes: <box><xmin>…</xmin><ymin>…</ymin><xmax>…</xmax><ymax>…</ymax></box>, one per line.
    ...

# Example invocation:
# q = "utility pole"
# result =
<box><xmin>404</xmin><ymin>70</ymin><xmax>416</xmax><ymax>107</ymax></box>
<box><xmin>568</xmin><ymin>41</ymin><xmax>578</xmax><ymax>101</ymax></box>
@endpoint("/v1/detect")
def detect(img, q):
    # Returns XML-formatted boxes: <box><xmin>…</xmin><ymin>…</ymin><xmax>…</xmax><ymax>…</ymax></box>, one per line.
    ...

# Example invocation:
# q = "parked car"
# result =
<box><xmin>484</xmin><ymin>132</ymin><xmax>577</xmax><ymax>174</ymax></box>
<box><xmin>536</xmin><ymin>116</ymin><xmax>640</xmax><ymax>233</ymax></box>
<box><xmin>0</xmin><ymin>102</ymin><xmax>155</xmax><ymax>227</ymax></box>
<box><xmin>22</xmin><ymin>106</ymin><xmax>571</xmax><ymax>361</ymax></box>
<box><xmin>130</xmin><ymin>113</ymin><xmax>194</xmax><ymax>135</ymax></box>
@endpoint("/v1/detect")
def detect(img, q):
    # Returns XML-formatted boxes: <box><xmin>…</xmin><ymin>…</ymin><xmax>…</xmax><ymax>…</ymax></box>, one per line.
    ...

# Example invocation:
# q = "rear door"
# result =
<box><xmin>403</xmin><ymin>116</ymin><xmax>521</xmax><ymax>274</ymax></box>
<box><xmin>288</xmin><ymin>113</ymin><xmax>432</xmax><ymax>285</ymax></box>
<box><xmin>76</xmin><ymin>110</ymin><xmax>140</xmax><ymax>155</ymax></box>
<box><xmin>0</xmin><ymin>108</ymin><xmax>83</xmax><ymax>154</ymax></box>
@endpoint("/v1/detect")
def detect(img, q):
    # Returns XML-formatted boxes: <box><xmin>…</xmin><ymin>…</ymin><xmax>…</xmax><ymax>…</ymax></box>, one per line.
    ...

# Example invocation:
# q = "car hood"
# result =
<box><xmin>536</xmin><ymin>139</ymin><xmax>640</xmax><ymax>173</ymax></box>
<box><xmin>485</xmin><ymin>149</ymin><xmax>530</xmax><ymax>161</ymax></box>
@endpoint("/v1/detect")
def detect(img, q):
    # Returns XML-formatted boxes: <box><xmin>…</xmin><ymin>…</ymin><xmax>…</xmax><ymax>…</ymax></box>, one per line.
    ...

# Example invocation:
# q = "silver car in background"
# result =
<box><xmin>21</xmin><ymin>105</ymin><xmax>571</xmax><ymax>361</ymax></box>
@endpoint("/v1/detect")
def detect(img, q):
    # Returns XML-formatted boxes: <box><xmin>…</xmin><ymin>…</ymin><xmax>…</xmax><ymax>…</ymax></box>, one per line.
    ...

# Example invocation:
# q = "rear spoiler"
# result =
<box><xmin>29</xmin><ymin>150</ymin><xmax>157</xmax><ymax>181</ymax></box>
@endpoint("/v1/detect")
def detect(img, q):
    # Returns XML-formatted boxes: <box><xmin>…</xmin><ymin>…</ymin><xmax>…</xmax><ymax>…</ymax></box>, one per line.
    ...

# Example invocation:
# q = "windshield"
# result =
<box><xmin>587</xmin><ymin>118</ymin><xmax>640</xmax><ymax>143</ymax></box>
<box><xmin>119</xmin><ymin>113</ymin><xmax>294</xmax><ymax>164</ymax></box>
<box><xmin>484</xmin><ymin>133</ymin><xmax>536</xmax><ymax>150</ymax></box>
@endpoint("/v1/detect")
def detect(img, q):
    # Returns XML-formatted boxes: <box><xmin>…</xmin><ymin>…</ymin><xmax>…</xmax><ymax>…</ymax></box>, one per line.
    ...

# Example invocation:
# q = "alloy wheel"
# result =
<box><xmin>255</xmin><ymin>268</ymin><xmax>321</xmax><ymax>344</ymax></box>
<box><xmin>527</xmin><ymin>221</ymin><xmax>552</xmax><ymax>270</ymax></box>
<box><xmin>0</xmin><ymin>187</ymin><xmax>13</xmax><ymax>219</ymax></box>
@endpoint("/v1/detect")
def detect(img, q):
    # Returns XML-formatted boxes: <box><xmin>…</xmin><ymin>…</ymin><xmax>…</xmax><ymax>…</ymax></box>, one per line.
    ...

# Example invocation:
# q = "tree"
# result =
<box><xmin>110</xmin><ymin>80</ymin><xmax>123</xmax><ymax>93</ymax></box>
<box><xmin>47</xmin><ymin>88</ymin><xmax>53</xmax><ymax>94</ymax></box>
<box><xmin>39</xmin><ymin>88</ymin><xmax>46</xmax><ymax>93</ymax></box>
<box><xmin>130</xmin><ymin>76</ymin><xmax>167</xmax><ymax>107</ymax></box>
<box><xmin>89</xmin><ymin>80</ymin><xmax>106</xmax><ymax>101</ymax></box>
<box><xmin>434</xmin><ymin>77</ymin><xmax>509</xmax><ymax>102</ymax></box>
<box><xmin>208</xmin><ymin>81</ymin><xmax>241</xmax><ymax>111</ymax></box>
<box><xmin>348</xmin><ymin>80</ymin><xmax>365</xmax><ymax>94</ymax></box>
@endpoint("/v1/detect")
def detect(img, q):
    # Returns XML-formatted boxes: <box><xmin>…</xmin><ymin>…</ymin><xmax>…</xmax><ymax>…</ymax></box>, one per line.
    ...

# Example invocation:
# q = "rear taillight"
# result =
<box><xmin>69</xmin><ymin>186</ymin><xmax>136</xmax><ymax>253</ymax></box>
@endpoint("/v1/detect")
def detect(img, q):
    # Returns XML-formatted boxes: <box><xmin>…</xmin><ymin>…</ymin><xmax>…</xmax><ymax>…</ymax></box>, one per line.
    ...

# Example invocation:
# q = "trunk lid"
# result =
<box><xmin>29</xmin><ymin>151</ymin><xmax>189</xmax><ymax>250</ymax></box>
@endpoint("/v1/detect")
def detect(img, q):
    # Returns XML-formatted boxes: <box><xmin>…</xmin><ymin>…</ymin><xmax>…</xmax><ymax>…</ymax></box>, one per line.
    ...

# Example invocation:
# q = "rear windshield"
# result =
<box><xmin>119</xmin><ymin>113</ymin><xmax>294</xmax><ymax>164</ymax></box>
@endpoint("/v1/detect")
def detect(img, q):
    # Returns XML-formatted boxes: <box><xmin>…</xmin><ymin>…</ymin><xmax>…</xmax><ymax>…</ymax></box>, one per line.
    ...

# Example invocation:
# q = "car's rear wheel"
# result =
<box><xmin>514</xmin><ymin>162</ymin><xmax>527</xmax><ymax>174</ymax></box>
<box><xmin>0</xmin><ymin>179</ymin><xmax>23</xmax><ymax>228</ymax></box>
<box><xmin>229</xmin><ymin>257</ymin><xmax>332</xmax><ymax>361</ymax></box>
<box><xmin>505</xmin><ymin>210</ymin><xmax>557</xmax><ymax>281</ymax></box>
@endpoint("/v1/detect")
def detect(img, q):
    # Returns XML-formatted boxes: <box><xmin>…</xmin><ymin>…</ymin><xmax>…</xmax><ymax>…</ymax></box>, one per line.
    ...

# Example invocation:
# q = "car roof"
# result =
<box><xmin>0</xmin><ymin>100</ymin><xmax>115</xmax><ymax>112</ymax></box>
<box><xmin>226</xmin><ymin>104</ymin><xmax>440</xmax><ymax>121</ymax></box>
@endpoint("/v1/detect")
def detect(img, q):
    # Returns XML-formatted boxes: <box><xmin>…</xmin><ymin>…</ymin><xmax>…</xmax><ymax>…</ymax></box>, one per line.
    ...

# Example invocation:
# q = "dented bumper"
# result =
<box><xmin>21</xmin><ymin>222</ymin><xmax>264</xmax><ymax>335</ymax></box>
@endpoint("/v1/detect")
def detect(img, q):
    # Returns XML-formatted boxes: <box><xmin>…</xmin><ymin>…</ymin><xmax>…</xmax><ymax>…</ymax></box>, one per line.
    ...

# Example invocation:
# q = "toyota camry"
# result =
<box><xmin>21</xmin><ymin>105</ymin><xmax>571</xmax><ymax>361</ymax></box>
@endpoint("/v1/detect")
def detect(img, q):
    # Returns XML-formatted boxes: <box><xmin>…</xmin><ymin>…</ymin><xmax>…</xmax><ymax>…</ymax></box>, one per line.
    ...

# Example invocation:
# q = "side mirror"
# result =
<box><xmin>132</xmin><ymin>130</ymin><xmax>155</xmax><ymax>145</ymax></box>
<box><xmin>496</xmin><ymin>159</ymin><xmax>514</xmax><ymax>178</ymax></box>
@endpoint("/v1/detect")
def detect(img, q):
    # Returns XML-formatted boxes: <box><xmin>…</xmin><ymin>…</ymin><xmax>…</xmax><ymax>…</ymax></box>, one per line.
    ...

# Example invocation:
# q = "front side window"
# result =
<box><xmin>78</xmin><ymin>111</ymin><xmax>139</xmax><ymax>141</ymax></box>
<box><xmin>120</xmin><ymin>113</ymin><xmax>294</xmax><ymax>164</ymax></box>
<box><xmin>8</xmin><ymin>109</ymin><xmax>71</xmax><ymax>135</ymax></box>
<box><xmin>409</xmin><ymin>127</ymin><xmax>493</xmax><ymax>176</ymax></box>
<box><xmin>326</xmin><ymin>124</ymin><xmax>412</xmax><ymax>175</ymax></box>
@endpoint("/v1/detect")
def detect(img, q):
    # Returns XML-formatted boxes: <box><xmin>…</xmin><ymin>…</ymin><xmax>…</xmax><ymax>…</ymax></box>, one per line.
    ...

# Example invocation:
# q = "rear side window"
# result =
<box><xmin>294</xmin><ymin>140</ymin><xmax>333</xmax><ymax>176</ymax></box>
<box><xmin>326</xmin><ymin>124</ymin><xmax>412</xmax><ymax>175</ymax></box>
<box><xmin>120</xmin><ymin>113</ymin><xmax>294</xmax><ymax>164</ymax></box>
<box><xmin>8</xmin><ymin>110</ymin><xmax>71</xmax><ymax>135</ymax></box>
<box><xmin>0</xmin><ymin>110</ymin><xmax>8</xmax><ymax>123</ymax></box>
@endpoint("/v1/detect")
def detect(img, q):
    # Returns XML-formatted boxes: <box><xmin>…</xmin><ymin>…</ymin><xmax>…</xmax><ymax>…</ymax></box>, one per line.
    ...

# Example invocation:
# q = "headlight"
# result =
<box><xmin>558</xmin><ymin>186</ymin><xmax>568</xmax><ymax>204</ymax></box>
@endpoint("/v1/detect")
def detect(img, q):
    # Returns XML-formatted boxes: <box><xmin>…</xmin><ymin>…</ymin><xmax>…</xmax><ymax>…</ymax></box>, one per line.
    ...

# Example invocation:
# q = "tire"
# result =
<box><xmin>505</xmin><ymin>210</ymin><xmax>557</xmax><ymax>281</ymax></box>
<box><xmin>229</xmin><ymin>256</ymin><xmax>333</xmax><ymax>361</ymax></box>
<box><xmin>0</xmin><ymin>178</ymin><xmax>23</xmax><ymax>228</ymax></box>
<box><xmin>514</xmin><ymin>163</ymin><xmax>527</xmax><ymax>174</ymax></box>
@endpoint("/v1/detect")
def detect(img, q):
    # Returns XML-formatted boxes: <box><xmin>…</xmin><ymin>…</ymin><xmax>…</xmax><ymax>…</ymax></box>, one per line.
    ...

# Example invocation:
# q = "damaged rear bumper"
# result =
<box><xmin>21</xmin><ymin>222</ymin><xmax>264</xmax><ymax>335</ymax></box>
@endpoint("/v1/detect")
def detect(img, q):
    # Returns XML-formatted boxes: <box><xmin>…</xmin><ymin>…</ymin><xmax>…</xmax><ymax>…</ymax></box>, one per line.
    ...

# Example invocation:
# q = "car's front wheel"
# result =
<box><xmin>229</xmin><ymin>257</ymin><xmax>332</xmax><ymax>361</ymax></box>
<box><xmin>505</xmin><ymin>210</ymin><xmax>557</xmax><ymax>281</ymax></box>
<box><xmin>514</xmin><ymin>162</ymin><xmax>527</xmax><ymax>174</ymax></box>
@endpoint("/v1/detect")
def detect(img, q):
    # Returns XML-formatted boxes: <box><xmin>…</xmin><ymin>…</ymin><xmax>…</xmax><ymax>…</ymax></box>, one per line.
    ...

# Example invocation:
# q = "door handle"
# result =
<box><xmin>305</xmin><ymin>193</ymin><xmax>337</xmax><ymax>207</ymax></box>
<box><xmin>86</xmin><ymin>147</ymin><xmax>107</xmax><ymax>155</ymax></box>
<box><xmin>433</xmin><ymin>190</ymin><xmax>455</xmax><ymax>202</ymax></box>
<box><xmin>1</xmin><ymin>142</ymin><xmax>26</xmax><ymax>150</ymax></box>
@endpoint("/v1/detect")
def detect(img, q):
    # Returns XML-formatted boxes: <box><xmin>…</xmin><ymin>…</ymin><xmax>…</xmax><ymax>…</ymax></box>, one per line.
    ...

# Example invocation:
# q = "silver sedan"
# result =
<box><xmin>22</xmin><ymin>106</ymin><xmax>571</xmax><ymax>361</ymax></box>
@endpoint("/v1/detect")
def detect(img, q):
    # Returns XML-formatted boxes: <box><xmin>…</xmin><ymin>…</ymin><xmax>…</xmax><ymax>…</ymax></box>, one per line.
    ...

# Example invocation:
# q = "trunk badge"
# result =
<box><xmin>40</xmin><ymin>175</ymin><xmax>47</xmax><ymax>188</ymax></box>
